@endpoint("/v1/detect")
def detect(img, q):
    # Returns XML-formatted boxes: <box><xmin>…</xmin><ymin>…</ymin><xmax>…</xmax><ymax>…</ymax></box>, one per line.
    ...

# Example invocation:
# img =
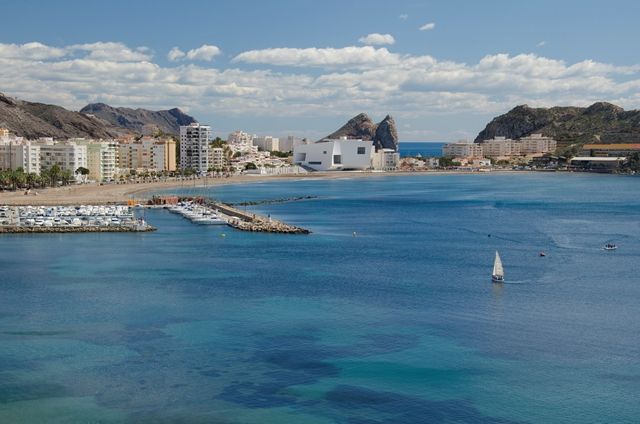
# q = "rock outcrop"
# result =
<box><xmin>475</xmin><ymin>102</ymin><xmax>640</xmax><ymax>147</ymax></box>
<box><xmin>80</xmin><ymin>103</ymin><xmax>196</xmax><ymax>135</ymax></box>
<box><xmin>324</xmin><ymin>113</ymin><xmax>399</xmax><ymax>151</ymax></box>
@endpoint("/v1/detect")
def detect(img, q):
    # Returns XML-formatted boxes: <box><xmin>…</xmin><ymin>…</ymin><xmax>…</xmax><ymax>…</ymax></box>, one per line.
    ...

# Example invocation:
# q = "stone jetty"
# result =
<box><xmin>0</xmin><ymin>225</ymin><xmax>155</xmax><ymax>234</ymax></box>
<box><xmin>203</xmin><ymin>200</ymin><xmax>311</xmax><ymax>234</ymax></box>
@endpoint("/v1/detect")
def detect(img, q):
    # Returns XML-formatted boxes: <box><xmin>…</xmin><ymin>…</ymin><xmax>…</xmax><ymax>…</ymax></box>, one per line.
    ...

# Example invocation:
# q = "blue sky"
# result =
<box><xmin>1</xmin><ymin>0</ymin><xmax>639</xmax><ymax>140</ymax></box>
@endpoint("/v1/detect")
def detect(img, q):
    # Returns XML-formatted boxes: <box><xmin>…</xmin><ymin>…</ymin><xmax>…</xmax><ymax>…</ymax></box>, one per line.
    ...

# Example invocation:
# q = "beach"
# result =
<box><xmin>0</xmin><ymin>170</ymin><xmax>486</xmax><ymax>206</ymax></box>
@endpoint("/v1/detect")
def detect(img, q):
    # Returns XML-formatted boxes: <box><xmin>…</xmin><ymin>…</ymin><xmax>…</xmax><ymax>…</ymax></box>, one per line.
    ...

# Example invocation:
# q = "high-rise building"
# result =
<box><xmin>118</xmin><ymin>137</ymin><xmax>177</xmax><ymax>172</ymax></box>
<box><xmin>0</xmin><ymin>140</ymin><xmax>41</xmax><ymax>174</ymax></box>
<box><xmin>36</xmin><ymin>139</ymin><xmax>88</xmax><ymax>177</ymax></box>
<box><xmin>180</xmin><ymin>123</ymin><xmax>211</xmax><ymax>173</ymax></box>
<box><xmin>252</xmin><ymin>136</ymin><xmax>280</xmax><ymax>152</ymax></box>
<box><xmin>73</xmin><ymin>139</ymin><xmax>118</xmax><ymax>182</ymax></box>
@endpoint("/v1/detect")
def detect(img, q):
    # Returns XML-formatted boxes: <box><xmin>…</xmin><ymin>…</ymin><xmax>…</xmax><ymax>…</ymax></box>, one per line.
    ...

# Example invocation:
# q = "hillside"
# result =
<box><xmin>475</xmin><ymin>102</ymin><xmax>640</xmax><ymax>149</ymax></box>
<box><xmin>80</xmin><ymin>103</ymin><xmax>196</xmax><ymax>135</ymax></box>
<box><xmin>0</xmin><ymin>92</ymin><xmax>197</xmax><ymax>140</ymax></box>
<box><xmin>0</xmin><ymin>93</ymin><xmax>120</xmax><ymax>140</ymax></box>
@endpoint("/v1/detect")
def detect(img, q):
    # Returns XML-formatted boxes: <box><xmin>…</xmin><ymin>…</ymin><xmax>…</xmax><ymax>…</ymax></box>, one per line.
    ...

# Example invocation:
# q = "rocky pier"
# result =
<box><xmin>203</xmin><ymin>200</ymin><xmax>311</xmax><ymax>234</ymax></box>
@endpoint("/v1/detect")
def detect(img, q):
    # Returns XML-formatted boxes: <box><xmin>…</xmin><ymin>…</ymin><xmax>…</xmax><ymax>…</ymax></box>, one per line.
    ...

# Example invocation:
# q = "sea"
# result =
<box><xmin>1</xmin><ymin>173</ymin><xmax>639</xmax><ymax>423</ymax></box>
<box><xmin>399</xmin><ymin>142</ymin><xmax>445</xmax><ymax>157</ymax></box>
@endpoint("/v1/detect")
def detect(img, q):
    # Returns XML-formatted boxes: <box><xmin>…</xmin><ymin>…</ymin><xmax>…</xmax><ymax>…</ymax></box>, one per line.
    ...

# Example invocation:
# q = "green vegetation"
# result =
<box><xmin>244</xmin><ymin>162</ymin><xmax>257</xmax><ymax>170</ymax></box>
<box><xmin>270</xmin><ymin>150</ymin><xmax>291</xmax><ymax>158</ymax></box>
<box><xmin>622</xmin><ymin>153</ymin><xmax>640</xmax><ymax>172</ymax></box>
<box><xmin>0</xmin><ymin>165</ymin><xmax>77</xmax><ymax>191</ymax></box>
<box><xmin>439</xmin><ymin>157</ymin><xmax>461</xmax><ymax>167</ymax></box>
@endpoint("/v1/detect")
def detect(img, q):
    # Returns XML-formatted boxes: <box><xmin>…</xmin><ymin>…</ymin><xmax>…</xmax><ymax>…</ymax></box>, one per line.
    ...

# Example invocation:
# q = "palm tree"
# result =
<box><xmin>46</xmin><ymin>164</ymin><xmax>62</xmax><ymax>187</ymax></box>
<box><xmin>10</xmin><ymin>168</ymin><xmax>26</xmax><ymax>191</ymax></box>
<box><xmin>60</xmin><ymin>169</ymin><xmax>74</xmax><ymax>186</ymax></box>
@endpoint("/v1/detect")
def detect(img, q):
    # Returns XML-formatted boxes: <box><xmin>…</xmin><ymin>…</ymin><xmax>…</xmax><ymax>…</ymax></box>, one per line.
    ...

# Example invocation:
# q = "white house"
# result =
<box><xmin>293</xmin><ymin>137</ymin><xmax>373</xmax><ymax>171</ymax></box>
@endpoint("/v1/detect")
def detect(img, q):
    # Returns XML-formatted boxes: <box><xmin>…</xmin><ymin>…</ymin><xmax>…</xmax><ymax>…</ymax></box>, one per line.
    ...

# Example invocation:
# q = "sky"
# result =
<box><xmin>1</xmin><ymin>0</ymin><xmax>639</xmax><ymax>141</ymax></box>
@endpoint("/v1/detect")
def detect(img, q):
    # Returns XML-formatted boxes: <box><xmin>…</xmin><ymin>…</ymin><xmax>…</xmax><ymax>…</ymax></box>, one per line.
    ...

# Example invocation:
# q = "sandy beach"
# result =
<box><xmin>0</xmin><ymin>171</ymin><xmax>448</xmax><ymax>206</ymax></box>
<box><xmin>0</xmin><ymin>169</ymin><xmax>517</xmax><ymax>206</ymax></box>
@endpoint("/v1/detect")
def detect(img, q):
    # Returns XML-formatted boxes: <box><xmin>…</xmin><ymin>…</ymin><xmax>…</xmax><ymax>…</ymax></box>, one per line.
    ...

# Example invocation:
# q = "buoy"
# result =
<box><xmin>220</xmin><ymin>233</ymin><xmax>226</xmax><ymax>237</ymax></box>
<box><xmin>353</xmin><ymin>231</ymin><xmax>357</xmax><ymax>237</ymax></box>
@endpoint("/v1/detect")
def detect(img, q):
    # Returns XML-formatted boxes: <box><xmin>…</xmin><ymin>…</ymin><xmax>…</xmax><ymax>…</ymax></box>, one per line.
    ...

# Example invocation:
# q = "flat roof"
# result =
<box><xmin>570</xmin><ymin>156</ymin><xmax>626</xmax><ymax>162</ymax></box>
<box><xmin>582</xmin><ymin>143</ymin><xmax>640</xmax><ymax>150</ymax></box>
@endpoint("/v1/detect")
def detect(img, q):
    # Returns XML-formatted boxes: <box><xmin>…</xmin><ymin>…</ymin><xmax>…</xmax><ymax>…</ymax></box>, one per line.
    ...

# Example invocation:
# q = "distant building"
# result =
<box><xmin>481</xmin><ymin>137</ymin><xmax>516</xmax><ymax>158</ymax></box>
<box><xmin>279</xmin><ymin>136</ymin><xmax>303</xmax><ymax>153</ymax></box>
<box><xmin>252</xmin><ymin>136</ymin><xmax>280</xmax><ymax>152</ymax></box>
<box><xmin>569</xmin><ymin>156</ymin><xmax>626</xmax><ymax>172</ymax></box>
<box><xmin>293</xmin><ymin>137</ymin><xmax>373</xmax><ymax>171</ymax></box>
<box><xmin>227</xmin><ymin>130</ymin><xmax>254</xmax><ymax>146</ymax></box>
<box><xmin>442</xmin><ymin>141</ymin><xmax>483</xmax><ymax>158</ymax></box>
<box><xmin>180</xmin><ymin>123</ymin><xmax>211</xmax><ymax>173</ymax></box>
<box><xmin>208</xmin><ymin>147</ymin><xmax>226</xmax><ymax>170</ymax></box>
<box><xmin>371</xmin><ymin>148</ymin><xmax>399</xmax><ymax>171</ymax></box>
<box><xmin>518</xmin><ymin>134</ymin><xmax>557</xmax><ymax>154</ymax></box>
<box><xmin>580</xmin><ymin>143</ymin><xmax>640</xmax><ymax>157</ymax></box>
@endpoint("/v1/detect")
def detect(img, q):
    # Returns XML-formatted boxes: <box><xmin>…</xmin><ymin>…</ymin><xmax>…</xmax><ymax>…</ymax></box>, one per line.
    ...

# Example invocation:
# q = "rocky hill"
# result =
<box><xmin>80</xmin><ymin>103</ymin><xmax>196</xmax><ymax>136</ymax></box>
<box><xmin>0</xmin><ymin>92</ymin><xmax>197</xmax><ymax>140</ymax></box>
<box><xmin>324</xmin><ymin>113</ymin><xmax>398</xmax><ymax>151</ymax></box>
<box><xmin>0</xmin><ymin>93</ymin><xmax>120</xmax><ymax>140</ymax></box>
<box><xmin>475</xmin><ymin>102</ymin><xmax>640</xmax><ymax>148</ymax></box>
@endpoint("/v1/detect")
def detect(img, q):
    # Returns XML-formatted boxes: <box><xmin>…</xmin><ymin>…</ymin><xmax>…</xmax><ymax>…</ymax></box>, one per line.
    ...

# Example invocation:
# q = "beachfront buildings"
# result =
<box><xmin>442</xmin><ymin>134</ymin><xmax>557</xmax><ymax>159</ymax></box>
<box><xmin>371</xmin><ymin>148</ymin><xmax>400</xmax><ymax>171</ymax></box>
<box><xmin>36</xmin><ymin>139</ymin><xmax>88</xmax><ymax>176</ymax></box>
<box><xmin>71</xmin><ymin>139</ymin><xmax>117</xmax><ymax>182</ymax></box>
<box><xmin>579</xmin><ymin>143</ymin><xmax>640</xmax><ymax>157</ymax></box>
<box><xmin>293</xmin><ymin>137</ymin><xmax>374</xmax><ymax>171</ymax></box>
<box><xmin>442</xmin><ymin>141</ymin><xmax>483</xmax><ymax>158</ymax></box>
<box><xmin>208</xmin><ymin>147</ymin><xmax>227</xmax><ymax>170</ymax></box>
<box><xmin>117</xmin><ymin>137</ymin><xmax>177</xmax><ymax>173</ymax></box>
<box><xmin>0</xmin><ymin>140</ymin><xmax>41</xmax><ymax>174</ymax></box>
<box><xmin>180</xmin><ymin>123</ymin><xmax>211</xmax><ymax>173</ymax></box>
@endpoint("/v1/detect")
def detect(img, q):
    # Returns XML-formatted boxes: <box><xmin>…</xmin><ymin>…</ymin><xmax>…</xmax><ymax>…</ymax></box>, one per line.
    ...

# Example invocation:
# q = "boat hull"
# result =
<box><xmin>491</xmin><ymin>275</ymin><xmax>504</xmax><ymax>283</ymax></box>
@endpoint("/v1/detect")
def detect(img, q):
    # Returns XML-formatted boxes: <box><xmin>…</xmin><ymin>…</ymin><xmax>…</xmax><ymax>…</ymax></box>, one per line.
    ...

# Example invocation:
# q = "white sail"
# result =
<box><xmin>493</xmin><ymin>251</ymin><xmax>504</xmax><ymax>277</ymax></box>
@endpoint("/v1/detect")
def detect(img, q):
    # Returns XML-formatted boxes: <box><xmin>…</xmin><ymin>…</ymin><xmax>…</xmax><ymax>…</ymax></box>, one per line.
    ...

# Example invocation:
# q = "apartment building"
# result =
<box><xmin>0</xmin><ymin>140</ymin><xmax>41</xmax><ymax>174</ymax></box>
<box><xmin>180</xmin><ymin>123</ymin><xmax>211</xmax><ymax>173</ymax></box>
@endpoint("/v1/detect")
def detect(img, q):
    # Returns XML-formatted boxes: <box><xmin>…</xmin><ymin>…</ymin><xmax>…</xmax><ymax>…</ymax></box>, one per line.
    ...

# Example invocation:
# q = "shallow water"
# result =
<box><xmin>1</xmin><ymin>173</ymin><xmax>639</xmax><ymax>423</ymax></box>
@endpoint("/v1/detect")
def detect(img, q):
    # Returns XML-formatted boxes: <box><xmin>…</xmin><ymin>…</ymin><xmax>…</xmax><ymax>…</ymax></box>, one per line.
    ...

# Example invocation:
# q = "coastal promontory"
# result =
<box><xmin>324</xmin><ymin>113</ymin><xmax>399</xmax><ymax>151</ymax></box>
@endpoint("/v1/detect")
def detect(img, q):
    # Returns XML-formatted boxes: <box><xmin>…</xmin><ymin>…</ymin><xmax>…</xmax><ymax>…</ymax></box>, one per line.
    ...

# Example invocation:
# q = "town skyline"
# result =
<box><xmin>2</xmin><ymin>0</ymin><xmax>640</xmax><ymax>141</ymax></box>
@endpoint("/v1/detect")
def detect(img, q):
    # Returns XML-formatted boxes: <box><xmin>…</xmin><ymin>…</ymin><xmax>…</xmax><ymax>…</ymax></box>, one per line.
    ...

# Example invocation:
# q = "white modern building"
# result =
<box><xmin>72</xmin><ymin>139</ymin><xmax>118</xmax><ymax>182</ymax></box>
<box><xmin>293</xmin><ymin>137</ymin><xmax>373</xmax><ymax>171</ymax></box>
<box><xmin>180</xmin><ymin>123</ymin><xmax>211</xmax><ymax>173</ymax></box>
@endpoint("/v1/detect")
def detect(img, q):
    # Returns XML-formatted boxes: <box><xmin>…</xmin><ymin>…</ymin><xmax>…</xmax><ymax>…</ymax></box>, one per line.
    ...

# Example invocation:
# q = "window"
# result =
<box><xmin>357</xmin><ymin>147</ymin><xmax>366</xmax><ymax>154</ymax></box>
<box><xmin>309</xmin><ymin>161</ymin><xmax>322</xmax><ymax>165</ymax></box>
<box><xmin>333</xmin><ymin>155</ymin><xmax>342</xmax><ymax>164</ymax></box>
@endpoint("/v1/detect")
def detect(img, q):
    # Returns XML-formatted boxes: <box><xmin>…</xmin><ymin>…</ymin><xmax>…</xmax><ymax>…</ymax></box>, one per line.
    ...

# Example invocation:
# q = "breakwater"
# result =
<box><xmin>0</xmin><ymin>225</ymin><xmax>155</xmax><ymax>234</ymax></box>
<box><xmin>203</xmin><ymin>200</ymin><xmax>311</xmax><ymax>234</ymax></box>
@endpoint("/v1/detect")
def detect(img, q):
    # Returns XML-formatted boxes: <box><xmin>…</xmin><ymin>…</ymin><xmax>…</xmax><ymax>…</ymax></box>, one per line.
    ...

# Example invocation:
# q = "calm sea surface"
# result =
<box><xmin>399</xmin><ymin>142</ymin><xmax>444</xmax><ymax>157</ymax></box>
<box><xmin>1</xmin><ymin>173</ymin><xmax>640</xmax><ymax>423</ymax></box>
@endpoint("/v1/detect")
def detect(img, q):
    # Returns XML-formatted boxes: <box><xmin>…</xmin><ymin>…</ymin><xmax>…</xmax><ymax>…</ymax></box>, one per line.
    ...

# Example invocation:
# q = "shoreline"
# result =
<box><xmin>0</xmin><ymin>169</ymin><xmax>558</xmax><ymax>206</ymax></box>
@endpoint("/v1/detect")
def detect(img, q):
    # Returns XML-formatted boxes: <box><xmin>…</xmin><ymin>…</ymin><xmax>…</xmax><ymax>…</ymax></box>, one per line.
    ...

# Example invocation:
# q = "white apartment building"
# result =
<box><xmin>518</xmin><ymin>134</ymin><xmax>557</xmax><ymax>154</ymax></box>
<box><xmin>371</xmin><ymin>148</ymin><xmax>400</xmax><ymax>171</ymax></box>
<box><xmin>481</xmin><ymin>137</ymin><xmax>515</xmax><ymax>158</ymax></box>
<box><xmin>293</xmin><ymin>137</ymin><xmax>373</xmax><ymax>171</ymax></box>
<box><xmin>36</xmin><ymin>140</ymin><xmax>88</xmax><ymax>176</ymax></box>
<box><xmin>442</xmin><ymin>141</ymin><xmax>483</xmax><ymax>158</ymax></box>
<box><xmin>278</xmin><ymin>136</ymin><xmax>301</xmax><ymax>153</ymax></box>
<box><xmin>180</xmin><ymin>123</ymin><xmax>211</xmax><ymax>173</ymax></box>
<box><xmin>252</xmin><ymin>136</ymin><xmax>280</xmax><ymax>152</ymax></box>
<box><xmin>227</xmin><ymin>130</ymin><xmax>254</xmax><ymax>146</ymax></box>
<box><xmin>72</xmin><ymin>139</ymin><xmax>117</xmax><ymax>182</ymax></box>
<box><xmin>0</xmin><ymin>140</ymin><xmax>41</xmax><ymax>174</ymax></box>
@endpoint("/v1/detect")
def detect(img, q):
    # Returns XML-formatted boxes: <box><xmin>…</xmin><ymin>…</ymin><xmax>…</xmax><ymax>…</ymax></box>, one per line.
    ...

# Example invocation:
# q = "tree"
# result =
<box><xmin>46</xmin><ymin>164</ymin><xmax>62</xmax><ymax>187</ymax></box>
<box><xmin>244</xmin><ymin>162</ymin><xmax>257</xmax><ymax>170</ymax></box>
<box><xmin>75</xmin><ymin>166</ymin><xmax>90</xmax><ymax>183</ymax></box>
<box><xmin>60</xmin><ymin>169</ymin><xmax>74</xmax><ymax>186</ymax></box>
<box><xmin>10</xmin><ymin>168</ymin><xmax>26</xmax><ymax>190</ymax></box>
<box><xmin>210</xmin><ymin>137</ymin><xmax>227</xmax><ymax>148</ymax></box>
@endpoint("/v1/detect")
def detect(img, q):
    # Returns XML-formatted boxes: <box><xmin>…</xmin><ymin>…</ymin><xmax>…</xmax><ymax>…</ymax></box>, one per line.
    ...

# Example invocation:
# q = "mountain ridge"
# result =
<box><xmin>324</xmin><ymin>113</ymin><xmax>398</xmax><ymax>151</ymax></box>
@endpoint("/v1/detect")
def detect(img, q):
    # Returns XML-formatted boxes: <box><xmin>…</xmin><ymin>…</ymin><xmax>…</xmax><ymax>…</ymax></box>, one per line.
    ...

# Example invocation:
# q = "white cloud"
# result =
<box><xmin>185</xmin><ymin>44</ymin><xmax>221</xmax><ymax>61</ymax></box>
<box><xmin>399</xmin><ymin>14</ymin><xmax>408</xmax><ymax>20</ymax></box>
<box><xmin>233</xmin><ymin>46</ymin><xmax>400</xmax><ymax>68</ymax></box>
<box><xmin>358</xmin><ymin>33</ymin><xmax>396</xmax><ymax>46</ymax></box>
<box><xmin>168</xmin><ymin>47</ymin><xmax>185</xmax><ymax>61</ymax></box>
<box><xmin>537</xmin><ymin>41</ymin><xmax>546</xmax><ymax>47</ymax></box>
<box><xmin>2</xmin><ymin>41</ymin><xmax>640</xmax><ymax>139</ymax></box>
<box><xmin>419</xmin><ymin>22</ymin><xmax>436</xmax><ymax>31</ymax></box>
<box><xmin>168</xmin><ymin>44</ymin><xmax>221</xmax><ymax>62</ymax></box>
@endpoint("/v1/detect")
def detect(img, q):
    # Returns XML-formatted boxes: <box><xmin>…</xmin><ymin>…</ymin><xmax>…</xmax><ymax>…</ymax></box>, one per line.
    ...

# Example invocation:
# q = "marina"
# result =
<box><xmin>0</xmin><ymin>205</ymin><xmax>154</xmax><ymax>233</ymax></box>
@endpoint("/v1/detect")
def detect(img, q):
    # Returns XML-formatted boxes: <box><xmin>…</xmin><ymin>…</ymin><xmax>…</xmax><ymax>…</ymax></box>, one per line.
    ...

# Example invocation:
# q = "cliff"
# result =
<box><xmin>324</xmin><ymin>113</ymin><xmax>399</xmax><ymax>151</ymax></box>
<box><xmin>475</xmin><ymin>102</ymin><xmax>640</xmax><ymax>147</ymax></box>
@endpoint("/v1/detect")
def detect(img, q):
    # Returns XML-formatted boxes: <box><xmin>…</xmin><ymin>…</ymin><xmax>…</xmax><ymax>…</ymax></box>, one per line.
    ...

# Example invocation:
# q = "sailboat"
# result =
<box><xmin>492</xmin><ymin>251</ymin><xmax>504</xmax><ymax>283</ymax></box>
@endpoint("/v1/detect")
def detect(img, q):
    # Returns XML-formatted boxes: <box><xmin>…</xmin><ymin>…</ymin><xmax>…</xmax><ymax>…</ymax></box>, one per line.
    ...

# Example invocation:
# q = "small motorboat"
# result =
<box><xmin>539</xmin><ymin>251</ymin><xmax>546</xmax><ymax>257</ymax></box>
<box><xmin>603</xmin><ymin>243</ymin><xmax>617</xmax><ymax>251</ymax></box>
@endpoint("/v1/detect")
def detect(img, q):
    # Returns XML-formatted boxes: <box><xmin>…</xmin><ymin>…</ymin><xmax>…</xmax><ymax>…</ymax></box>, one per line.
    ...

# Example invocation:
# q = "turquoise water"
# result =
<box><xmin>399</xmin><ymin>142</ymin><xmax>444</xmax><ymax>157</ymax></box>
<box><xmin>1</xmin><ymin>173</ymin><xmax>640</xmax><ymax>423</ymax></box>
